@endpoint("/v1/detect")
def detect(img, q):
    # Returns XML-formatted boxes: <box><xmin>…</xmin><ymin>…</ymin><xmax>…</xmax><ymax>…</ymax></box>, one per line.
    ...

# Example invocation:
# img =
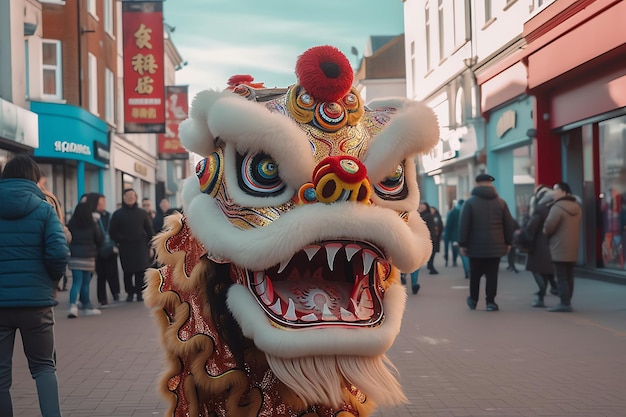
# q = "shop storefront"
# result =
<box><xmin>485</xmin><ymin>96</ymin><xmax>535</xmax><ymax>224</ymax></box>
<box><xmin>524</xmin><ymin>0</ymin><xmax>626</xmax><ymax>278</ymax></box>
<box><xmin>0</xmin><ymin>97</ymin><xmax>39</xmax><ymax>166</ymax></box>
<box><xmin>30</xmin><ymin>101</ymin><xmax>109</xmax><ymax>217</ymax></box>
<box><xmin>110</xmin><ymin>133</ymin><xmax>157</xmax><ymax>209</ymax></box>
<box><xmin>421</xmin><ymin>91</ymin><xmax>485</xmax><ymax>214</ymax></box>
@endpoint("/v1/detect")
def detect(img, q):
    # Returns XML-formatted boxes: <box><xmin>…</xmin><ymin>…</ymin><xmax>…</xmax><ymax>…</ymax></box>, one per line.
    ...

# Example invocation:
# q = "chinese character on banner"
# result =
<box><xmin>158</xmin><ymin>85</ymin><xmax>189</xmax><ymax>160</ymax></box>
<box><xmin>122</xmin><ymin>1</ymin><xmax>165</xmax><ymax>133</ymax></box>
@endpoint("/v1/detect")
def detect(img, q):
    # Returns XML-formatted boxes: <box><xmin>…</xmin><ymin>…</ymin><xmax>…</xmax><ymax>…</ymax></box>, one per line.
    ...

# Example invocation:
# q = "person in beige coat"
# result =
<box><xmin>543</xmin><ymin>182</ymin><xmax>582</xmax><ymax>312</ymax></box>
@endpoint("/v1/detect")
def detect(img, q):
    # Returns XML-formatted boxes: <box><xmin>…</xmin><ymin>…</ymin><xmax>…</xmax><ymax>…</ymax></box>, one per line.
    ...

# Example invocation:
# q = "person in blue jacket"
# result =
<box><xmin>0</xmin><ymin>154</ymin><xmax>69</xmax><ymax>417</ymax></box>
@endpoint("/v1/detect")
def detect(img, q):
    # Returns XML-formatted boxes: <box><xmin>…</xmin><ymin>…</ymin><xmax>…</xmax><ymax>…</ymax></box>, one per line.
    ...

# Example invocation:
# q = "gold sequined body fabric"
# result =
<box><xmin>145</xmin><ymin>214</ymin><xmax>366</xmax><ymax>417</ymax></box>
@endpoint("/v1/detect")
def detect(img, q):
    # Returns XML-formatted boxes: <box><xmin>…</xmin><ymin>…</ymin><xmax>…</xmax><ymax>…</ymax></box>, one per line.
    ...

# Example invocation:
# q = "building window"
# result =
<box><xmin>425</xmin><ymin>3</ymin><xmax>432</xmax><ymax>72</ymax></box>
<box><xmin>104</xmin><ymin>0</ymin><xmax>113</xmax><ymax>36</ymax></box>
<box><xmin>484</xmin><ymin>0</ymin><xmax>492</xmax><ymax>23</ymax></box>
<box><xmin>42</xmin><ymin>40</ymin><xmax>62</xmax><ymax>99</ymax></box>
<box><xmin>455</xmin><ymin>87</ymin><xmax>464</xmax><ymax>126</ymax></box>
<box><xmin>105</xmin><ymin>67</ymin><xmax>115</xmax><ymax>123</ymax></box>
<box><xmin>410</xmin><ymin>41</ymin><xmax>416</xmax><ymax>96</ymax></box>
<box><xmin>438</xmin><ymin>0</ymin><xmax>445</xmax><ymax>61</ymax></box>
<box><xmin>453</xmin><ymin>0</ymin><xmax>469</xmax><ymax>48</ymax></box>
<box><xmin>25</xmin><ymin>40</ymin><xmax>30</xmax><ymax>99</ymax></box>
<box><xmin>87</xmin><ymin>0</ymin><xmax>97</xmax><ymax>18</ymax></box>
<box><xmin>88</xmin><ymin>53</ymin><xmax>98</xmax><ymax>115</ymax></box>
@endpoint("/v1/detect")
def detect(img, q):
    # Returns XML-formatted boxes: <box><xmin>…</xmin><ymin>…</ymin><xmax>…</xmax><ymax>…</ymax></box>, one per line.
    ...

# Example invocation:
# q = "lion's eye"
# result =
<box><xmin>374</xmin><ymin>163</ymin><xmax>408</xmax><ymax>201</ymax></box>
<box><xmin>237</xmin><ymin>152</ymin><xmax>286</xmax><ymax>196</ymax></box>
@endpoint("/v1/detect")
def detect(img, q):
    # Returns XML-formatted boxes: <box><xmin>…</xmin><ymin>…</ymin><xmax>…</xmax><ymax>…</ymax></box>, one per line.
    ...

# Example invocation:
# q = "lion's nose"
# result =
<box><xmin>296</xmin><ymin>156</ymin><xmax>372</xmax><ymax>205</ymax></box>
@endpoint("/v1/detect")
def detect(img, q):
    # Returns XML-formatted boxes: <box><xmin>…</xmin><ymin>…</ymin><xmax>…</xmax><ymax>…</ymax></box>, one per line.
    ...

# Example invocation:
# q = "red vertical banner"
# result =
<box><xmin>122</xmin><ymin>1</ymin><xmax>165</xmax><ymax>133</ymax></box>
<box><xmin>158</xmin><ymin>85</ymin><xmax>189</xmax><ymax>159</ymax></box>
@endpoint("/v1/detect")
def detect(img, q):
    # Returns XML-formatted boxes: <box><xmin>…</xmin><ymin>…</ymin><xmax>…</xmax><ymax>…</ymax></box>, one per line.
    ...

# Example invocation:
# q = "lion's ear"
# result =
<box><xmin>179</xmin><ymin>90</ymin><xmax>226</xmax><ymax>156</ymax></box>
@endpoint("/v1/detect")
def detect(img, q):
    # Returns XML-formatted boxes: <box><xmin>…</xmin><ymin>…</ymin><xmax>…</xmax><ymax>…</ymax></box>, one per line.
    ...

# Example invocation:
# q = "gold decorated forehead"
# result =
<box><xmin>263</xmin><ymin>90</ymin><xmax>396</xmax><ymax>163</ymax></box>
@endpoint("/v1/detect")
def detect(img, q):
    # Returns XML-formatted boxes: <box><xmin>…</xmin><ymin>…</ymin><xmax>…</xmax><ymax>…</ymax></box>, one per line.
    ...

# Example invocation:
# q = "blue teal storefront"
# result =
<box><xmin>485</xmin><ymin>95</ymin><xmax>536</xmax><ymax>224</ymax></box>
<box><xmin>31</xmin><ymin>102</ymin><xmax>110</xmax><ymax>216</ymax></box>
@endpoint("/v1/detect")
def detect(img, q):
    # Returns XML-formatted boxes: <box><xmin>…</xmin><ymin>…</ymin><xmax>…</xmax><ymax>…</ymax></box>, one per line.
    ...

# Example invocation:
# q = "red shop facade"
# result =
<box><xmin>523</xmin><ymin>0</ymin><xmax>626</xmax><ymax>280</ymax></box>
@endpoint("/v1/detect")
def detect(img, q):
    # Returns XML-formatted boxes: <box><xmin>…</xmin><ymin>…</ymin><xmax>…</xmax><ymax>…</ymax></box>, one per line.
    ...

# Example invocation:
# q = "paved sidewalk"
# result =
<box><xmin>9</xmin><ymin>259</ymin><xmax>626</xmax><ymax>417</ymax></box>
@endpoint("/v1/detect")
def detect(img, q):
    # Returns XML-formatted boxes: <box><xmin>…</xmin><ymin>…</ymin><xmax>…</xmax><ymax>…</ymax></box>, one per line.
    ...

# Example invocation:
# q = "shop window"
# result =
<box><xmin>513</xmin><ymin>144</ymin><xmax>535</xmax><ymax>225</ymax></box>
<box><xmin>42</xmin><ymin>40</ymin><xmax>62</xmax><ymax>99</ymax></box>
<box><xmin>598</xmin><ymin>115</ymin><xmax>626</xmax><ymax>271</ymax></box>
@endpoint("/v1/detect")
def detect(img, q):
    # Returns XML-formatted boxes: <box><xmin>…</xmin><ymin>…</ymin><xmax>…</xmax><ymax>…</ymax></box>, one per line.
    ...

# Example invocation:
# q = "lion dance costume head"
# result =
<box><xmin>145</xmin><ymin>45</ymin><xmax>439</xmax><ymax>417</ymax></box>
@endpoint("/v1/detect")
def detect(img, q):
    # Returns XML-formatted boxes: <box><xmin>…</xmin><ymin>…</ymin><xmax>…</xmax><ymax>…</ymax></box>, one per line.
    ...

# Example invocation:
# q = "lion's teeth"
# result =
<box><xmin>284</xmin><ymin>298</ymin><xmax>297</xmax><ymax>321</ymax></box>
<box><xmin>301</xmin><ymin>312</ymin><xmax>318</xmax><ymax>322</ymax></box>
<box><xmin>325</xmin><ymin>244</ymin><xmax>341</xmax><ymax>271</ymax></box>
<box><xmin>253</xmin><ymin>271</ymin><xmax>264</xmax><ymax>286</ymax></box>
<box><xmin>359</xmin><ymin>287</ymin><xmax>374</xmax><ymax>309</ymax></box>
<box><xmin>362</xmin><ymin>250</ymin><xmax>376</xmax><ymax>275</ymax></box>
<box><xmin>269</xmin><ymin>298</ymin><xmax>282</xmax><ymax>314</ymax></box>
<box><xmin>340</xmin><ymin>307</ymin><xmax>358</xmax><ymax>322</ymax></box>
<box><xmin>345</xmin><ymin>244</ymin><xmax>360</xmax><ymax>261</ymax></box>
<box><xmin>277</xmin><ymin>259</ymin><xmax>289</xmax><ymax>274</ymax></box>
<box><xmin>254</xmin><ymin>272</ymin><xmax>267</xmax><ymax>294</ymax></box>
<box><xmin>260</xmin><ymin>276</ymin><xmax>274</xmax><ymax>305</ymax></box>
<box><xmin>303</xmin><ymin>245</ymin><xmax>321</xmax><ymax>261</ymax></box>
<box><xmin>321</xmin><ymin>303</ymin><xmax>335</xmax><ymax>321</ymax></box>
<box><xmin>357</xmin><ymin>305</ymin><xmax>374</xmax><ymax>320</ymax></box>
<box><xmin>350</xmin><ymin>297</ymin><xmax>360</xmax><ymax>316</ymax></box>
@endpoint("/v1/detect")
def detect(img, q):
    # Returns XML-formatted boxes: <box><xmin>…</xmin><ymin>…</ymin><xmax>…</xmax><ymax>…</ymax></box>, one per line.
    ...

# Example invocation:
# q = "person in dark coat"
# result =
<box><xmin>67</xmin><ymin>201</ymin><xmax>104</xmax><ymax>318</ymax></box>
<box><xmin>443</xmin><ymin>199</ymin><xmax>463</xmax><ymax>268</ymax></box>
<box><xmin>543</xmin><ymin>182</ymin><xmax>582</xmax><ymax>312</ymax></box>
<box><xmin>152</xmin><ymin>197</ymin><xmax>171</xmax><ymax>232</ymax></box>
<box><xmin>84</xmin><ymin>193</ymin><xmax>121</xmax><ymax>307</ymax></box>
<box><xmin>459</xmin><ymin>174</ymin><xmax>515</xmax><ymax>311</ymax></box>
<box><xmin>523</xmin><ymin>185</ymin><xmax>558</xmax><ymax>307</ymax></box>
<box><xmin>419</xmin><ymin>202</ymin><xmax>439</xmax><ymax>275</ymax></box>
<box><xmin>109</xmin><ymin>189</ymin><xmax>155</xmax><ymax>302</ymax></box>
<box><xmin>0</xmin><ymin>154</ymin><xmax>69</xmax><ymax>417</ymax></box>
<box><xmin>506</xmin><ymin>219</ymin><xmax>521</xmax><ymax>273</ymax></box>
<box><xmin>430</xmin><ymin>205</ymin><xmax>443</xmax><ymax>272</ymax></box>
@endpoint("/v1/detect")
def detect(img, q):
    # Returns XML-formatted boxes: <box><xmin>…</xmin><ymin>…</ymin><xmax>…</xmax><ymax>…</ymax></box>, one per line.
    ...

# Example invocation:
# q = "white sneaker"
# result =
<box><xmin>83</xmin><ymin>308</ymin><xmax>102</xmax><ymax>316</ymax></box>
<box><xmin>68</xmin><ymin>304</ymin><xmax>78</xmax><ymax>318</ymax></box>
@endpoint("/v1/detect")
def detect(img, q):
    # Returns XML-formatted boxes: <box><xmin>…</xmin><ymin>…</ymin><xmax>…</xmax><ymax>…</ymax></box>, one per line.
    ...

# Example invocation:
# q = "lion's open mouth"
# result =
<box><xmin>246</xmin><ymin>240</ymin><xmax>391</xmax><ymax>329</ymax></box>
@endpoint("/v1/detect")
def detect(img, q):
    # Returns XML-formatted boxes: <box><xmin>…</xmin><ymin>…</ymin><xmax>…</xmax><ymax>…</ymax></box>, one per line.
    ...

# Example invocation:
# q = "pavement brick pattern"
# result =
<box><xmin>10</xmin><ymin>259</ymin><xmax>626</xmax><ymax>417</ymax></box>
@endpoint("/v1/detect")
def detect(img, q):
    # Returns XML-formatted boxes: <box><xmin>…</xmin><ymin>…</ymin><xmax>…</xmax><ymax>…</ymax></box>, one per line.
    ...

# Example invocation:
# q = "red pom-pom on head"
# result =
<box><xmin>295</xmin><ymin>45</ymin><xmax>353</xmax><ymax>102</ymax></box>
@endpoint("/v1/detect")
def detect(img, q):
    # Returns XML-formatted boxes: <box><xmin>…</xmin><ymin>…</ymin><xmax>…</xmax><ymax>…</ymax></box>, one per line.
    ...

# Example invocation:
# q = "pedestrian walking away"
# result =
<box><xmin>429</xmin><ymin>205</ymin><xmax>443</xmax><ymax>274</ymax></box>
<box><xmin>543</xmin><ymin>182</ymin><xmax>582</xmax><ymax>312</ymax></box>
<box><xmin>84</xmin><ymin>193</ymin><xmax>121</xmax><ymax>307</ymax></box>
<box><xmin>443</xmin><ymin>199</ymin><xmax>463</xmax><ymax>268</ymax></box>
<box><xmin>67</xmin><ymin>199</ymin><xmax>104</xmax><ymax>318</ymax></box>
<box><xmin>522</xmin><ymin>185</ymin><xmax>558</xmax><ymax>307</ymax></box>
<box><xmin>109</xmin><ymin>189</ymin><xmax>155</xmax><ymax>302</ymax></box>
<box><xmin>37</xmin><ymin>172</ymin><xmax>71</xmax><ymax>292</ymax></box>
<box><xmin>0</xmin><ymin>154</ymin><xmax>69</xmax><ymax>417</ymax></box>
<box><xmin>459</xmin><ymin>173</ymin><xmax>515</xmax><ymax>311</ymax></box>
<box><xmin>419</xmin><ymin>202</ymin><xmax>439</xmax><ymax>275</ymax></box>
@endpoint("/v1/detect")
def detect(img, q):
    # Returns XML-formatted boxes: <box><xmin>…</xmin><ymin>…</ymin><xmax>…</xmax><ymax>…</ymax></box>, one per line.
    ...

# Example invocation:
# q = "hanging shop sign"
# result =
<box><xmin>158</xmin><ymin>85</ymin><xmax>189</xmax><ymax>160</ymax></box>
<box><xmin>122</xmin><ymin>0</ymin><xmax>165</xmax><ymax>134</ymax></box>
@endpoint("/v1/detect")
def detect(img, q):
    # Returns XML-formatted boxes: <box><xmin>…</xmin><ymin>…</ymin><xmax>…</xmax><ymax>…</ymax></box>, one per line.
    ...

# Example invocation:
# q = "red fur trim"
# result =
<box><xmin>295</xmin><ymin>46</ymin><xmax>353</xmax><ymax>102</ymax></box>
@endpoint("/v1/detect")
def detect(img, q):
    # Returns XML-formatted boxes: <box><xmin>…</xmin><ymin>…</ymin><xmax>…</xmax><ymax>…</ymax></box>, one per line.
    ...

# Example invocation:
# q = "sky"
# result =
<box><xmin>163</xmin><ymin>0</ymin><xmax>405</xmax><ymax>100</ymax></box>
